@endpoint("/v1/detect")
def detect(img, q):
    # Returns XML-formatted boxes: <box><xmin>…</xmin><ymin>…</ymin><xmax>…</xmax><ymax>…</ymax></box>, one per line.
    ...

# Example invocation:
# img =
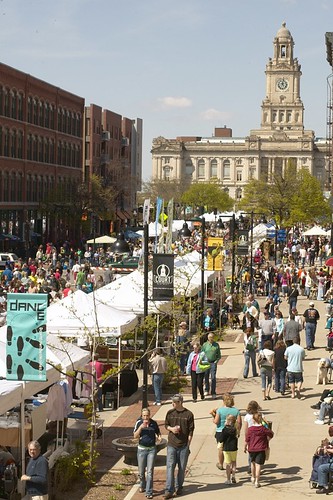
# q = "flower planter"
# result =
<box><xmin>112</xmin><ymin>436</ymin><xmax>167</xmax><ymax>466</ymax></box>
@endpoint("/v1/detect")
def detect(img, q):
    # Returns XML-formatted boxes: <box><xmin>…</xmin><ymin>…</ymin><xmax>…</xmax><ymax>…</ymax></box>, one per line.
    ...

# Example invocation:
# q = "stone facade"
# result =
<box><xmin>151</xmin><ymin>23</ymin><xmax>328</xmax><ymax>201</ymax></box>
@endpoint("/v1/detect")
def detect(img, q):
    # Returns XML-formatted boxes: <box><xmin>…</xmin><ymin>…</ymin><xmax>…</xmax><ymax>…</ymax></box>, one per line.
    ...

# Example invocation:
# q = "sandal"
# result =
<box><xmin>216</xmin><ymin>462</ymin><xmax>224</xmax><ymax>470</ymax></box>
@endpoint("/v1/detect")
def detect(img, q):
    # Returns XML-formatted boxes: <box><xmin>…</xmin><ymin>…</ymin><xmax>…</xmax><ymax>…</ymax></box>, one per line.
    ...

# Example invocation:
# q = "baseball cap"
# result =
<box><xmin>171</xmin><ymin>394</ymin><xmax>183</xmax><ymax>403</ymax></box>
<box><xmin>309</xmin><ymin>301</ymin><xmax>314</xmax><ymax>307</ymax></box>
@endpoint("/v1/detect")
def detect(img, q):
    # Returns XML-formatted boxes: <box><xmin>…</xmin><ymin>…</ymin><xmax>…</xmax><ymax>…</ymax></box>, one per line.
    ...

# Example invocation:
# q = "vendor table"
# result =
<box><xmin>0</xmin><ymin>422</ymin><xmax>32</xmax><ymax>447</ymax></box>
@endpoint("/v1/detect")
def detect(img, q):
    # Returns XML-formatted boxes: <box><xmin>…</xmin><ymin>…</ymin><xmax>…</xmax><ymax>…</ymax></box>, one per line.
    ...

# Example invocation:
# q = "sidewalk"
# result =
<box><xmin>97</xmin><ymin>293</ymin><xmax>330</xmax><ymax>499</ymax></box>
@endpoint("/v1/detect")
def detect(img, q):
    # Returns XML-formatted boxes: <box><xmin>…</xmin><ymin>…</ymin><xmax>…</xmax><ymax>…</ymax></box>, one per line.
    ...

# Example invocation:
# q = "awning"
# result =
<box><xmin>116</xmin><ymin>210</ymin><xmax>128</xmax><ymax>221</ymax></box>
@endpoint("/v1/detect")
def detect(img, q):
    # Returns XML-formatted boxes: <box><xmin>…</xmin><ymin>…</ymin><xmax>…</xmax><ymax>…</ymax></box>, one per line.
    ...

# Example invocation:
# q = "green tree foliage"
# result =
<box><xmin>181</xmin><ymin>181</ymin><xmax>234</xmax><ymax>212</ymax></box>
<box><xmin>140</xmin><ymin>179</ymin><xmax>190</xmax><ymax>205</ymax></box>
<box><xmin>78</xmin><ymin>174</ymin><xmax>116</xmax><ymax>220</ymax></box>
<box><xmin>238</xmin><ymin>162</ymin><xmax>330</xmax><ymax>225</ymax></box>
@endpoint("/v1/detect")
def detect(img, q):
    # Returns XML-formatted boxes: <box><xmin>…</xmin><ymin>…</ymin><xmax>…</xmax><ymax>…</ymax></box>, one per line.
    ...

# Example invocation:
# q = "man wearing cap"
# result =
<box><xmin>164</xmin><ymin>394</ymin><xmax>194</xmax><ymax>499</ymax></box>
<box><xmin>303</xmin><ymin>302</ymin><xmax>320</xmax><ymax>350</ymax></box>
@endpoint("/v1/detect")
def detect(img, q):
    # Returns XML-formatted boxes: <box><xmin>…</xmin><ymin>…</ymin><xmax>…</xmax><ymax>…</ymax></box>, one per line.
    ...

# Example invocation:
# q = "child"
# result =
<box><xmin>245</xmin><ymin>412</ymin><xmax>274</xmax><ymax>488</ymax></box>
<box><xmin>219</xmin><ymin>414</ymin><xmax>239</xmax><ymax>485</ymax></box>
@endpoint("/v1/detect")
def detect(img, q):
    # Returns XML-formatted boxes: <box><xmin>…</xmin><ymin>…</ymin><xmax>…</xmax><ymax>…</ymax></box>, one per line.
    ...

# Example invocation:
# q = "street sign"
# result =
<box><xmin>277</xmin><ymin>229</ymin><xmax>287</xmax><ymax>242</ymax></box>
<box><xmin>266</xmin><ymin>229</ymin><xmax>276</xmax><ymax>238</ymax></box>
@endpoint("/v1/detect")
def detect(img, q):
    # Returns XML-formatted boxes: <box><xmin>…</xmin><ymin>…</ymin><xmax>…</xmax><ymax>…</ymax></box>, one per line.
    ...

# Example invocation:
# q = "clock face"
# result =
<box><xmin>277</xmin><ymin>78</ymin><xmax>289</xmax><ymax>91</ymax></box>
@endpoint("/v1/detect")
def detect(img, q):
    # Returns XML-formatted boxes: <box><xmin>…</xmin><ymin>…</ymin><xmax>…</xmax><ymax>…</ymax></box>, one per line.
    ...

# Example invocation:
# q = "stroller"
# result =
<box><xmin>310</xmin><ymin>453</ymin><xmax>333</xmax><ymax>489</ymax></box>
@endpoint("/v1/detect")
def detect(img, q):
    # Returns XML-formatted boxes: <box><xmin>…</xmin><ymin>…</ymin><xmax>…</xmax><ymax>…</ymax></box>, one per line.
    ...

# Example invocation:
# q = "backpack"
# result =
<box><xmin>246</xmin><ymin>336</ymin><xmax>257</xmax><ymax>352</ymax></box>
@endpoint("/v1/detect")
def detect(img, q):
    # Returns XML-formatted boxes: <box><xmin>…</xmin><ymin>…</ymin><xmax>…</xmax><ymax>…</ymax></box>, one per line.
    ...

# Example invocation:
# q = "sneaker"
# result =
<box><xmin>146</xmin><ymin>496</ymin><xmax>153</xmax><ymax>499</ymax></box>
<box><xmin>313</xmin><ymin>411</ymin><xmax>319</xmax><ymax>416</ymax></box>
<box><xmin>193</xmin><ymin>399</ymin><xmax>197</xmax><ymax>403</ymax></box>
<box><xmin>175</xmin><ymin>487</ymin><xmax>183</xmax><ymax>496</ymax></box>
<box><xmin>201</xmin><ymin>396</ymin><xmax>205</xmax><ymax>400</ymax></box>
<box><xmin>212</xmin><ymin>394</ymin><xmax>217</xmax><ymax>400</ymax></box>
<box><xmin>225</xmin><ymin>480</ymin><xmax>232</xmax><ymax>485</ymax></box>
<box><xmin>316</xmin><ymin>487</ymin><xmax>329</xmax><ymax>494</ymax></box>
<box><xmin>204</xmin><ymin>391</ymin><xmax>209</xmax><ymax>396</ymax></box>
<box><xmin>314</xmin><ymin>419</ymin><xmax>325</xmax><ymax>425</ymax></box>
<box><xmin>156</xmin><ymin>402</ymin><xmax>161</xmax><ymax>406</ymax></box>
<box><xmin>232</xmin><ymin>476</ymin><xmax>236</xmax><ymax>484</ymax></box>
<box><xmin>255</xmin><ymin>481</ymin><xmax>261</xmax><ymax>488</ymax></box>
<box><xmin>311</xmin><ymin>404</ymin><xmax>321</xmax><ymax>409</ymax></box>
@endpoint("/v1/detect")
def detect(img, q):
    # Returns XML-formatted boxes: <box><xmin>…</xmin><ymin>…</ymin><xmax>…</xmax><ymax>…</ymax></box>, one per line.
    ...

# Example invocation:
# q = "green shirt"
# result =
<box><xmin>202</xmin><ymin>341</ymin><xmax>221</xmax><ymax>363</ymax></box>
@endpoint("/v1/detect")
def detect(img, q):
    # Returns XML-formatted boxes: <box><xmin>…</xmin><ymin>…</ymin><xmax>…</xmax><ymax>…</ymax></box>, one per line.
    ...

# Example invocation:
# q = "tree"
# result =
<box><xmin>78</xmin><ymin>174</ymin><xmax>116</xmax><ymax>221</ymax></box>
<box><xmin>238</xmin><ymin>162</ymin><xmax>330</xmax><ymax>226</ymax></box>
<box><xmin>181</xmin><ymin>180</ymin><xmax>234</xmax><ymax>213</ymax></box>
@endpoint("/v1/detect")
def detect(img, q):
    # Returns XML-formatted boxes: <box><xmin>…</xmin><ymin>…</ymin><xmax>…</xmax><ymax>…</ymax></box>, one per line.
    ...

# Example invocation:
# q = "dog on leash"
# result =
<box><xmin>316</xmin><ymin>358</ymin><xmax>331</xmax><ymax>385</ymax></box>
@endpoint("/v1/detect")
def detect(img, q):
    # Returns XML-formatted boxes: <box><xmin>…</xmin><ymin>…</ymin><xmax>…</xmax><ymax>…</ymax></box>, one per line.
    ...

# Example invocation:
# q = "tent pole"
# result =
<box><xmin>19</xmin><ymin>383</ymin><xmax>26</xmax><ymax>496</ymax></box>
<box><xmin>117</xmin><ymin>337</ymin><xmax>121</xmax><ymax>409</ymax></box>
<box><xmin>156</xmin><ymin>315</ymin><xmax>159</xmax><ymax>348</ymax></box>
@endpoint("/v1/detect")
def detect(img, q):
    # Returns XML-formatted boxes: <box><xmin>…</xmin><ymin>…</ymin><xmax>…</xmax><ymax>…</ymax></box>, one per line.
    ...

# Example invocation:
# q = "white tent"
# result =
<box><xmin>86</xmin><ymin>235</ymin><xmax>116</xmax><ymax>244</ymax></box>
<box><xmin>136</xmin><ymin>222</ymin><xmax>165</xmax><ymax>238</ymax></box>
<box><xmin>302</xmin><ymin>226</ymin><xmax>327</xmax><ymax>237</ymax></box>
<box><xmin>47</xmin><ymin>290</ymin><xmax>138</xmax><ymax>337</ymax></box>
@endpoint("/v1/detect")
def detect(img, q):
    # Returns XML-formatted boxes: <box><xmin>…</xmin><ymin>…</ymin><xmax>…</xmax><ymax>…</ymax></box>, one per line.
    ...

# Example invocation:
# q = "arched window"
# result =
<box><xmin>50</xmin><ymin>104</ymin><xmax>55</xmax><ymax>129</ymax></box>
<box><xmin>27</xmin><ymin>96</ymin><xmax>33</xmax><ymax>122</ymax></box>
<box><xmin>198</xmin><ymin>159</ymin><xmax>205</xmax><ymax>178</ymax></box>
<box><xmin>39</xmin><ymin>100</ymin><xmax>44</xmax><ymax>126</ymax></box>
<box><xmin>17</xmin><ymin>130</ymin><xmax>23</xmax><ymax>158</ymax></box>
<box><xmin>0</xmin><ymin>86</ymin><xmax>3</xmax><ymax>115</ymax></box>
<box><xmin>223</xmin><ymin>160</ymin><xmax>230</xmax><ymax>179</ymax></box>
<box><xmin>3</xmin><ymin>172</ymin><xmax>9</xmax><ymax>201</ymax></box>
<box><xmin>11</xmin><ymin>129</ymin><xmax>17</xmax><ymax>158</ymax></box>
<box><xmin>33</xmin><ymin>135</ymin><xmax>38</xmax><ymax>161</ymax></box>
<box><xmin>3</xmin><ymin>127</ymin><xmax>9</xmax><ymax>156</ymax></box>
<box><xmin>33</xmin><ymin>98</ymin><xmax>38</xmax><ymax>125</ymax></box>
<box><xmin>4</xmin><ymin>88</ymin><xmax>10</xmax><ymax>117</ymax></box>
<box><xmin>18</xmin><ymin>92</ymin><xmax>23</xmax><ymax>120</ymax></box>
<box><xmin>10</xmin><ymin>172</ymin><xmax>16</xmax><ymax>201</ymax></box>
<box><xmin>11</xmin><ymin>90</ymin><xmax>17</xmax><ymax>119</ymax></box>
<box><xmin>210</xmin><ymin>159</ymin><xmax>217</xmax><ymax>177</ymax></box>
<box><xmin>26</xmin><ymin>174</ymin><xmax>32</xmax><ymax>202</ymax></box>
<box><xmin>27</xmin><ymin>134</ymin><xmax>33</xmax><ymax>160</ymax></box>
<box><xmin>17</xmin><ymin>172</ymin><xmax>22</xmax><ymax>201</ymax></box>
<box><xmin>45</xmin><ymin>102</ymin><xmax>50</xmax><ymax>128</ymax></box>
<box><xmin>0</xmin><ymin>126</ymin><xmax>2</xmax><ymax>155</ymax></box>
<box><xmin>163</xmin><ymin>165</ymin><xmax>170</xmax><ymax>181</ymax></box>
<box><xmin>185</xmin><ymin>160</ymin><xmax>193</xmax><ymax>176</ymax></box>
<box><xmin>50</xmin><ymin>139</ymin><xmax>55</xmax><ymax>163</ymax></box>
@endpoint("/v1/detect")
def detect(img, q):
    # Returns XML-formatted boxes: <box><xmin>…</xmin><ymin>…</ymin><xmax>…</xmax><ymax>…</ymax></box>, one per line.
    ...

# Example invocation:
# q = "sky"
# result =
<box><xmin>0</xmin><ymin>0</ymin><xmax>332</xmax><ymax>181</ymax></box>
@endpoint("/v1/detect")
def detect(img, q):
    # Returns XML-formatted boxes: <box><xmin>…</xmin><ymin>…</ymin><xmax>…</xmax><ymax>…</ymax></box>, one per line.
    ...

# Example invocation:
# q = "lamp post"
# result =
<box><xmin>231</xmin><ymin>214</ymin><xmax>236</xmax><ymax>294</ymax></box>
<box><xmin>200</xmin><ymin>217</ymin><xmax>206</xmax><ymax>319</ymax></box>
<box><xmin>142</xmin><ymin>221</ymin><xmax>149</xmax><ymax>409</ymax></box>
<box><xmin>179</xmin><ymin>221</ymin><xmax>192</xmax><ymax>238</ymax></box>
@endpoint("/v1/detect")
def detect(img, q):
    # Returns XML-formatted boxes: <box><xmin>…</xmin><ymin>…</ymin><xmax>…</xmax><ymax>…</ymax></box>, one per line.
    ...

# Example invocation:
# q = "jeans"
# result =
<box><xmin>165</xmin><ymin>444</ymin><xmax>190</xmax><ymax>494</ymax></box>
<box><xmin>204</xmin><ymin>361</ymin><xmax>217</xmax><ymax>395</ymax></box>
<box><xmin>318</xmin><ymin>462</ymin><xmax>333</xmax><ymax>487</ymax></box>
<box><xmin>243</xmin><ymin>350</ymin><xmax>258</xmax><ymax>377</ymax></box>
<box><xmin>274</xmin><ymin>367</ymin><xmax>286</xmax><ymax>393</ymax></box>
<box><xmin>305</xmin><ymin>322</ymin><xmax>317</xmax><ymax>348</ymax></box>
<box><xmin>152</xmin><ymin>373</ymin><xmax>164</xmax><ymax>403</ymax></box>
<box><xmin>190</xmin><ymin>371</ymin><xmax>204</xmax><ymax>400</ymax></box>
<box><xmin>260</xmin><ymin>367</ymin><xmax>272</xmax><ymax>390</ymax></box>
<box><xmin>318</xmin><ymin>402</ymin><xmax>333</xmax><ymax>422</ymax></box>
<box><xmin>137</xmin><ymin>446</ymin><xmax>157</xmax><ymax>496</ymax></box>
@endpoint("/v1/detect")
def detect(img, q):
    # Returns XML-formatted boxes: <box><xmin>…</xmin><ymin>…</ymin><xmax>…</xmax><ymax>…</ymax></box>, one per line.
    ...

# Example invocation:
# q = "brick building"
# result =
<box><xmin>0</xmin><ymin>62</ymin><xmax>84</xmax><ymax>250</ymax></box>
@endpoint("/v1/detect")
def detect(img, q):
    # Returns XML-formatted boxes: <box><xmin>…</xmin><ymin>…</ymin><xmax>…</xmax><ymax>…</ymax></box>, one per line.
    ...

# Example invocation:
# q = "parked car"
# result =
<box><xmin>0</xmin><ymin>253</ymin><xmax>19</xmax><ymax>270</ymax></box>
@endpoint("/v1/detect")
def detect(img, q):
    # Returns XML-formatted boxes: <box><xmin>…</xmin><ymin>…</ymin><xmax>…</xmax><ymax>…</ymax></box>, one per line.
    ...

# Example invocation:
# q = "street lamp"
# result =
<box><xmin>200</xmin><ymin>217</ymin><xmax>206</xmax><ymax>319</ymax></box>
<box><xmin>179</xmin><ymin>221</ymin><xmax>192</xmax><ymax>238</ymax></box>
<box><xmin>111</xmin><ymin>232</ymin><xmax>130</xmax><ymax>254</ymax></box>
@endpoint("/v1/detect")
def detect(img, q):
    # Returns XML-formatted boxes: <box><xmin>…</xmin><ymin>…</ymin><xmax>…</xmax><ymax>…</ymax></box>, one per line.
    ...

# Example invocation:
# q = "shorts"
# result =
<box><xmin>249</xmin><ymin>451</ymin><xmax>266</xmax><ymax>465</ymax></box>
<box><xmin>215</xmin><ymin>432</ymin><xmax>223</xmax><ymax>448</ymax></box>
<box><xmin>223</xmin><ymin>450</ymin><xmax>237</xmax><ymax>464</ymax></box>
<box><xmin>287</xmin><ymin>371</ymin><xmax>303</xmax><ymax>384</ymax></box>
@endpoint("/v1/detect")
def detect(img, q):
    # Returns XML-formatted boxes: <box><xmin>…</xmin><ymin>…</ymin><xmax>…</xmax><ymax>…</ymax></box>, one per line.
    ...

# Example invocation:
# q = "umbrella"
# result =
<box><xmin>86</xmin><ymin>235</ymin><xmax>116</xmax><ymax>244</ymax></box>
<box><xmin>326</xmin><ymin>257</ymin><xmax>333</xmax><ymax>267</ymax></box>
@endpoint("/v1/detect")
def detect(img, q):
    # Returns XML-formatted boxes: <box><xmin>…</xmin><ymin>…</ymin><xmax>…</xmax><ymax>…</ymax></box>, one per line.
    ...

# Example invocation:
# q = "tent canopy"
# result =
<box><xmin>86</xmin><ymin>235</ymin><xmax>116</xmax><ymax>244</ymax></box>
<box><xmin>47</xmin><ymin>290</ymin><xmax>138</xmax><ymax>337</ymax></box>
<box><xmin>302</xmin><ymin>226</ymin><xmax>327</xmax><ymax>236</ymax></box>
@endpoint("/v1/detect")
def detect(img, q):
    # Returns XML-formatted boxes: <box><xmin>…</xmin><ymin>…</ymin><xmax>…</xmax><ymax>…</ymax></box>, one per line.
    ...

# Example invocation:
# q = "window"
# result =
<box><xmin>17</xmin><ymin>173</ymin><xmax>22</xmax><ymax>201</ymax></box>
<box><xmin>11</xmin><ymin>130</ymin><xmax>17</xmax><ymax>158</ymax></box>
<box><xmin>3</xmin><ymin>172</ymin><xmax>9</xmax><ymax>201</ymax></box>
<box><xmin>235</xmin><ymin>188</ymin><xmax>242</xmax><ymax>200</ymax></box>
<box><xmin>236</xmin><ymin>170</ymin><xmax>242</xmax><ymax>182</ymax></box>
<box><xmin>281</xmin><ymin>45</ymin><xmax>286</xmax><ymax>57</ymax></box>
<box><xmin>18</xmin><ymin>93</ymin><xmax>23</xmax><ymax>120</ymax></box>
<box><xmin>236</xmin><ymin>159</ymin><xmax>242</xmax><ymax>165</ymax></box>
<box><xmin>3</xmin><ymin>128</ymin><xmax>9</xmax><ymax>156</ymax></box>
<box><xmin>223</xmin><ymin>160</ymin><xmax>230</xmax><ymax>179</ymax></box>
<box><xmin>249</xmin><ymin>167</ymin><xmax>256</xmax><ymax>179</ymax></box>
<box><xmin>33</xmin><ymin>99</ymin><xmax>38</xmax><ymax>125</ymax></box>
<box><xmin>4</xmin><ymin>88</ymin><xmax>9</xmax><ymax>117</ymax></box>
<box><xmin>0</xmin><ymin>126</ymin><xmax>2</xmax><ymax>155</ymax></box>
<box><xmin>210</xmin><ymin>159</ymin><xmax>217</xmax><ymax>177</ymax></box>
<box><xmin>27</xmin><ymin>96</ymin><xmax>33</xmax><ymax>123</ymax></box>
<box><xmin>17</xmin><ymin>131</ymin><xmax>23</xmax><ymax>159</ymax></box>
<box><xmin>198</xmin><ymin>159</ymin><xmax>205</xmax><ymax>178</ymax></box>
<box><xmin>11</xmin><ymin>90</ymin><xmax>17</xmax><ymax>119</ymax></box>
<box><xmin>163</xmin><ymin>166</ymin><xmax>170</xmax><ymax>181</ymax></box>
<box><xmin>45</xmin><ymin>102</ymin><xmax>50</xmax><ymax>128</ymax></box>
<box><xmin>250</xmin><ymin>157</ymin><xmax>255</xmax><ymax>164</ymax></box>
<box><xmin>10</xmin><ymin>173</ymin><xmax>16</xmax><ymax>201</ymax></box>
<box><xmin>0</xmin><ymin>86</ymin><xmax>3</xmax><ymax>115</ymax></box>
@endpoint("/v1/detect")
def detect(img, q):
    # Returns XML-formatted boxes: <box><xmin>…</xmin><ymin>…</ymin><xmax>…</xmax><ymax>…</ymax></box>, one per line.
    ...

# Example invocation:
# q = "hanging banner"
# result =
<box><xmin>207</xmin><ymin>237</ymin><xmax>224</xmax><ymax>271</ymax></box>
<box><xmin>237</xmin><ymin>229</ymin><xmax>249</xmax><ymax>256</ymax></box>
<box><xmin>142</xmin><ymin>198</ymin><xmax>150</xmax><ymax>225</ymax></box>
<box><xmin>152</xmin><ymin>254</ymin><xmax>174</xmax><ymax>300</ymax></box>
<box><xmin>154</xmin><ymin>197</ymin><xmax>163</xmax><ymax>253</ymax></box>
<box><xmin>6</xmin><ymin>293</ymin><xmax>48</xmax><ymax>381</ymax></box>
<box><xmin>157</xmin><ymin>199</ymin><xmax>165</xmax><ymax>253</ymax></box>
<box><xmin>166</xmin><ymin>198</ymin><xmax>174</xmax><ymax>253</ymax></box>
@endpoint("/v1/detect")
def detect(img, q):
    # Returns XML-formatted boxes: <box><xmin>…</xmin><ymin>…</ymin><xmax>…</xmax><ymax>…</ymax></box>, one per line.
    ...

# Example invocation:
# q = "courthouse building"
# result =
<box><xmin>151</xmin><ymin>23</ymin><xmax>328</xmax><ymax>202</ymax></box>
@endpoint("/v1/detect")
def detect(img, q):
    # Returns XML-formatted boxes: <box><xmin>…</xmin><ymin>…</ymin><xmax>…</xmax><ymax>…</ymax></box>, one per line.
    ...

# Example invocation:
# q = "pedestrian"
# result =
<box><xmin>149</xmin><ymin>348</ymin><xmax>167</xmax><ymax>406</ymax></box>
<box><xmin>283</xmin><ymin>312</ymin><xmax>302</xmax><ymax>347</ymax></box>
<box><xmin>21</xmin><ymin>440</ymin><xmax>48</xmax><ymax>499</ymax></box>
<box><xmin>273</xmin><ymin>338</ymin><xmax>287</xmax><ymax>396</ymax></box>
<box><xmin>245</xmin><ymin>412</ymin><xmax>274</xmax><ymax>488</ymax></box>
<box><xmin>213</xmin><ymin>393</ymin><xmax>242</xmax><ymax>471</ymax></box>
<box><xmin>164</xmin><ymin>394</ymin><xmax>194</xmax><ymax>499</ymax></box>
<box><xmin>258</xmin><ymin>310</ymin><xmax>276</xmax><ymax>349</ymax></box>
<box><xmin>242</xmin><ymin>311</ymin><xmax>258</xmax><ymax>378</ymax></box>
<box><xmin>284</xmin><ymin>335</ymin><xmax>306</xmax><ymax>399</ymax></box>
<box><xmin>243</xmin><ymin>400</ymin><xmax>262</xmax><ymax>474</ymax></box>
<box><xmin>287</xmin><ymin>283</ymin><xmax>299</xmax><ymax>314</ymax></box>
<box><xmin>303</xmin><ymin>301</ymin><xmax>320</xmax><ymax>350</ymax></box>
<box><xmin>201</xmin><ymin>307</ymin><xmax>216</xmax><ymax>343</ymax></box>
<box><xmin>257</xmin><ymin>340</ymin><xmax>275</xmax><ymax>401</ymax></box>
<box><xmin>201</xmin><ymin>333</ymin><xmax>221</xmax><ymax>399</ymax></box>
<box><xmin>186</xmin><ymin>342</ymin><xmax>208</xmax><ymax>402</ymax></box>
<box><xmin>176</xmin><ymin>322</ymin><xmax>190</xmax><ymax>375</ymax></box>
<box><xmin>219</xmin><ymin>414</ymin><xmax>239</xmax><ymax>485</ymax></box>
<box><xmin>133</xmin><ymin>408</ymin><xmax>161</xmax><ymax>499</ymax></box>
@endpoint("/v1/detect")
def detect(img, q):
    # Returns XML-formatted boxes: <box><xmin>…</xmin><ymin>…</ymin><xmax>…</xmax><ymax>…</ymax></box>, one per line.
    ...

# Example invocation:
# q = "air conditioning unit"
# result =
<box><xmin>101</xmin><ymin>131</ymin><xmax>110</xmax><ymax>141</ymax></box>
<box><xmin>121</xmin><ymin>137</ymin><xmax>129</xmax><ymax>147</ymax></box>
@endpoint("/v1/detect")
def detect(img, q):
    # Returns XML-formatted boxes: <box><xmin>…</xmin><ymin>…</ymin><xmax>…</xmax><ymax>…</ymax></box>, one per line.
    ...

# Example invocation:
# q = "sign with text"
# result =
<box><xmin>152</xmin><ymin>254</ymin><xmax>174</xmax><ymax>301</ymax></box>
<box><xmin>207</xmin><ymin>237</ymin><xmax>224</xmax><ymax>271</ymax></box>
<box><xmin>6</xmin><ymin>293</ymin><xmax>48</xmax><ymax>381</ymax></box>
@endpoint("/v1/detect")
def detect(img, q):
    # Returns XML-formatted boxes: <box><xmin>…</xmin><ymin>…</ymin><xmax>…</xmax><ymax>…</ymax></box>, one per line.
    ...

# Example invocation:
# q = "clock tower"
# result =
<box><xmin>260</xmin><ymin>22</ymin><xmax>304</xmax><ymax>135</ymax></box>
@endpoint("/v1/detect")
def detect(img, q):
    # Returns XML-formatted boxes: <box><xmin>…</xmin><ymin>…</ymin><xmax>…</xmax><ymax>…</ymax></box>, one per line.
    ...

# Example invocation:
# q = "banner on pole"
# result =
<box><xmin>152</xmin><ymin>254</ymin><xmax>174</xmax><ymax>300</ymax></box>
<box><xmin>237</xmin><ymin>229</ymin><xmax>249</xmax><ymax>256</ymax></box>
<box><xmin>207</xmin><ymin>237</ymin><xmax>224</xmax><ymax>271</ymax></box>
<box><xmin>6</xmin><ymin>293</ymin><xmax>48</xmax><ymax>381</ymax></box>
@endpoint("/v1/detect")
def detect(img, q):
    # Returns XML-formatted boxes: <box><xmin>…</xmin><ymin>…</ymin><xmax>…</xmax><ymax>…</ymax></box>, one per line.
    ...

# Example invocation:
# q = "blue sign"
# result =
<box><xmin>277</xmin><ymin>229</ymin><xmax>287</xmax><ymax>242</ymax></box>
<box><xmin>266</xmin><ymin>229</ymin><xmax>276</xmax><ymax>238</ymax></box>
